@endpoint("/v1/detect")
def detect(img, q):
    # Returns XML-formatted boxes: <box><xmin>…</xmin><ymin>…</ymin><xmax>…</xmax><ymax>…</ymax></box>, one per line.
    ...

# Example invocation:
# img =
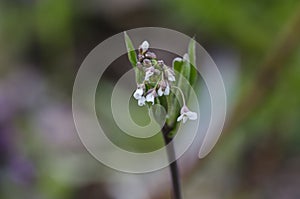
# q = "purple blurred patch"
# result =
<box><xmin>8</xmin><ymin>155</ymin><xmax>36</xmax><ymax>186</ymax></box>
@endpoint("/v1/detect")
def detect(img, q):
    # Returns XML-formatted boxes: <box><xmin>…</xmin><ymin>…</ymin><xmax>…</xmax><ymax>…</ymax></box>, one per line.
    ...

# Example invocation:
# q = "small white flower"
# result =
<box><xmin>140</xmin><ymin>41</ymin><xmax>149</xmax><ymax>54</ymax></box>
<box><xmin>146</xmin><ymin>93</ymin><xmax>154</xmax><ymax>104</ymax></box>
<box><xmin>177</xmin><ymin>105</ymin><xmax>197</xmax><ymax>123</ymax></box>
<box><xmin>166</xmin><ymin>69</ymin><xmax>176</xmax><ymax>82</ymax></box>
<box><xmin>133</xmin><ymin>85</ymin><xmax>144</xmax><ymax>99</ymax></box>
<box><xmin>138</xmin><ymin>96</ymin><xmax>146</xmax><ymax>106</ymax></box>
<box><xmin>145</xmin><ymin>66</ymin><xmax>154</xmax><ymax>81</ymax></box>
<box><xmin>164</xmin><ymin>83</ymin><xmax>170</xmax><ymax>95</ymax></box>
<box><xmin>158</xmin><ymin>81</ymin><xmax>170</xmax><ymax>96</ymax></box>
<box><xmin>146</xmin><ymin>89</ymin><xmax>156</xmax><ymax>105</ymax></box>
<box><xmin>158</xmin><ymin>87</ymin><xmax>164</xmax><ymax>96</ymax></box>
<box><xmin>168</xmin><ymin>74</ymin><xmax>175</xmax><ymax>82</ymax></box>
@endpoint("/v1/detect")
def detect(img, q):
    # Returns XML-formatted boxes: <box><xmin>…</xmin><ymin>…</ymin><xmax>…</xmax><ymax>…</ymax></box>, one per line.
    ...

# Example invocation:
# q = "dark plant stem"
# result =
<box><xmin>162</xmin><ymin>124</ymin><xmax>182</xmax><ymax>199</ymax></box>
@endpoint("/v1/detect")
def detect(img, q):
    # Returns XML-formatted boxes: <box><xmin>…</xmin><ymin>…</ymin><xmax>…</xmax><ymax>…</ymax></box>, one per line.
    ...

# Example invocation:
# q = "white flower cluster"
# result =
<box><xmin>133</xmin><ymin>41</ymin><xmax>197</xmax><ymax>123</ymax></box>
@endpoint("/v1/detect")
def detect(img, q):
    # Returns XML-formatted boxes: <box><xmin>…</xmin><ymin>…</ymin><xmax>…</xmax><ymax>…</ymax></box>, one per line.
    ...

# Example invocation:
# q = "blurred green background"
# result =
<box><xmin>1</xmin><ymin>0</ymin><xmax>300</xmax><ymax>199</ymax></box>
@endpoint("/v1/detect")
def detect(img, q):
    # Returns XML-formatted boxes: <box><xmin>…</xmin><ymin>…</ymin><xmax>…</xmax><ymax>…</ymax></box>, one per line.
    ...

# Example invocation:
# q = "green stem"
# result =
<box><xmin>172</xmin><ymin>86</ymin><xmax>186</xmax><ymax>106</ymax></box>
<box><xmin>162</xmin><ymin>124</ymin><xmax>182</xmax><ymax>199</ymax></box>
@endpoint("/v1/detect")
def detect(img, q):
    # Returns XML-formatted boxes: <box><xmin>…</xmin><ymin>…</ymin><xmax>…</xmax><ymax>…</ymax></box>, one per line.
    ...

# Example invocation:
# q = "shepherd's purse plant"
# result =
<box><xmin>124</xmin><ymin>32</ymin><xmax>199</xmax><ymax>199</ymax></box>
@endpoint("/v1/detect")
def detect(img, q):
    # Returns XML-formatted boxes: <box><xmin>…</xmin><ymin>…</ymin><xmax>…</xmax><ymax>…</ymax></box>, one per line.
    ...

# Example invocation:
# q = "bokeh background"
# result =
<box><xmin>1</xmin><ymin>0</ymin><xmax>300</xmax><ymax>199</ymax></box>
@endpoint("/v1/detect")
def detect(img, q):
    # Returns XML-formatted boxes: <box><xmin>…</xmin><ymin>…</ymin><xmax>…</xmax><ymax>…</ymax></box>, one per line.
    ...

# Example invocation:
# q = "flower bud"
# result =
<box><xmin>145</xmin><ymin>51</ymin><xmax>157</xmax><ymax>59</ymax></box>
<box><xmin>154</xmin><ymin>69</ymin><xmax>161</xmax><ymax>75</ymax></box>
<box><xmin>138</xmin><ymin>54</ymin><xmax>144</xmax><ymax>62</ymax></box>
<box><xmin>143</xmin><ymin>59</ymin><xmax>152</xmax><ymax>67</ymax></box>
<box><xmin>139</xmin><ymin>41</ymin><xmax>149</xmax><ymax>54</ymax></box>
<box><xmin>136</xmin><ymin>62</ymin><xmax>143</xmax><ymax>69</ymax></box>
<box><xmin>157</xmin><ymin>60</ymin><xmax>164</xmax><ymax>67</ymax></box>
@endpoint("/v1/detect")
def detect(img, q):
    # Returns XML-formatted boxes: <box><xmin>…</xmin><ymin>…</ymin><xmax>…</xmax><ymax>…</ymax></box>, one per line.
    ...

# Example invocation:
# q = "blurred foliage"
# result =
<box><xmin>170</xmin><ymin>0</ymin><xmax>298</xmax><ymax>52</ymax></box>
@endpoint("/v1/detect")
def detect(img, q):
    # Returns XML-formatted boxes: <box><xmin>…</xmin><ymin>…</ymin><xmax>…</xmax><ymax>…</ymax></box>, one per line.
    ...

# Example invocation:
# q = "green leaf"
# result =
<box><xmin>188</xmin><ymin>38</ymin><xmax>198</xmax><ymax>87</ymax></box>
<box><xmin>173</xmin><ymin>57</ymin><xmax>190</xmax><ymax>84</ymax></box>
<box><xmin>173</xmin><ymin>56</ymin><xmax>191</xmax><ymax>98</ymax></box>
<box><xmin>166</xmin><ymin>39</ymin><xmax>199</xmax><ymax>127</ymax></box>
<box><xmin>124</xmin><ymin>32</ymin><xmax>144</xmax><ymax>83</ymax></box>
<box><xmin>124</xmin><ymin>31</ymin><xmax>137</xmax><ymax>67</ymax></box>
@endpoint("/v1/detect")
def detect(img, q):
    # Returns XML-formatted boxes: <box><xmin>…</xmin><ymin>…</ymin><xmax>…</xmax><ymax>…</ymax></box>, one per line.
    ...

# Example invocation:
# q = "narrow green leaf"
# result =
<box><xmin>124</xmin><ymin>31</ymin><xmax>137</xmax><ymax>67</ymax></box>
<box><xmin>166</xmin><ymin>39</ymin><xmax>199</xmax><ymax>127</ymax></box>
<box><xmin>124</xmin><ymin>32</ymin><xmax>144</xmax><ymax>83</ymax></box>
<box><xmin>173</xmin><ymin>57</ymin><xmax>190</xmax><ymax>83</ymax></box>
<box><xmin>187</xmin><ymin>39</ymin><xmax>197</xmax><ymax>87</ymax></box>
<box><xmin>173</xmin><ymin>56</ymin><xmax>191</xmax><ymax>98</ymax></box>
<box><xmin>188</xmin><ymin>38</ymin><xmax>198</xmax><ymax>87</ymax></box>
<box><xmin>173</xmin><ymin>58</ymin><xmax>183</xmax><ymax>74</ymax></box>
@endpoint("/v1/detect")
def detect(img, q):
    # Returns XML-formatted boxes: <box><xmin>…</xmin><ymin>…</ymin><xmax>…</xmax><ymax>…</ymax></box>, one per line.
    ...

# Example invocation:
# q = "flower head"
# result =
<box><xmin>177</xmin><ymin>105</ymin><xmax>197</xmax><ymax>123</ymax></box>
<box><xmin>128</xmin><ymin>39</ymin><xmax>198</xmax><ymax>124</ymax></box>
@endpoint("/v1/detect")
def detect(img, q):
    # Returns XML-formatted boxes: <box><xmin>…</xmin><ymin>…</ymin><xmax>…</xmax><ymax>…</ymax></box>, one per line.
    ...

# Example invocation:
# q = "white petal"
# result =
<box><xmin>186</xmin><ymin>111</ymin><xmax>197</xmax><ymax>120</ymax></box>
<box><xmin>177</xmin><ymin>114</ymin><xmax>184</xmax><ymax>122</ymax></box>
<box><xmin>183</xmin><ymin>53</ymin><xmax>190</xmax><ymax>62</ymax></box>
<box><xmin>133</xmin><ymin>88</ymin><xmax>143</xmax><ymax>99</ymax></box>
<box><xmin>158</xmin><ymin>87</ymin><xmax>163</xmax><ymax>96</ymax></box>
<box><xmin>168</xmin><ymin>74</ymin><xmax>176</xmax><ymax>82</ymax></box>
<box><xmin>145</xmin><ymin>70</ymin><xmax>154</xmax><ymax>81</ymax></box>
<box><xmin>168</xmin><ymin>69</ymin><xmax>175</xmax><ymax>76</ymax></box>
<box><xmin>133</xmin><ymin>92</ymin><xmax>140</xmax><ymax>99</ymax></box>
<box><xmin>182</xmin><ymin>115</ymin><xmax>188</xmax><ymax>123</ymax></box>
<box><xmin>138</xmin><ymin>97</ymin><xmax>146</xmax><ymax>106</ymax></box>
<box><xmin>144</xmin><ymin>74</ymin><xmax>150</xmax><ymax>81</ymax></box>
<box><xmin>141</xmin><ymin>41</ymin><xmax>149</xmax><ymax>53</ymax></box>
<box><xmin>137</xmin><ymin>88</ymin><xmax>143</xmax><ymax>94</ymax></box>
<box><xmin>164</xmin><ymin>85</ymin><xmax>170</xmax><ymax>95</ymax></box>
<box><xmin>146</xmin><ymin>93</ymin><xmax>154</xmax><ymax>104</ymax></box>
<box><xmin>146</xmin><ymin>93</ymin><xmax>152</xmax><ymax>101</ymax></box>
